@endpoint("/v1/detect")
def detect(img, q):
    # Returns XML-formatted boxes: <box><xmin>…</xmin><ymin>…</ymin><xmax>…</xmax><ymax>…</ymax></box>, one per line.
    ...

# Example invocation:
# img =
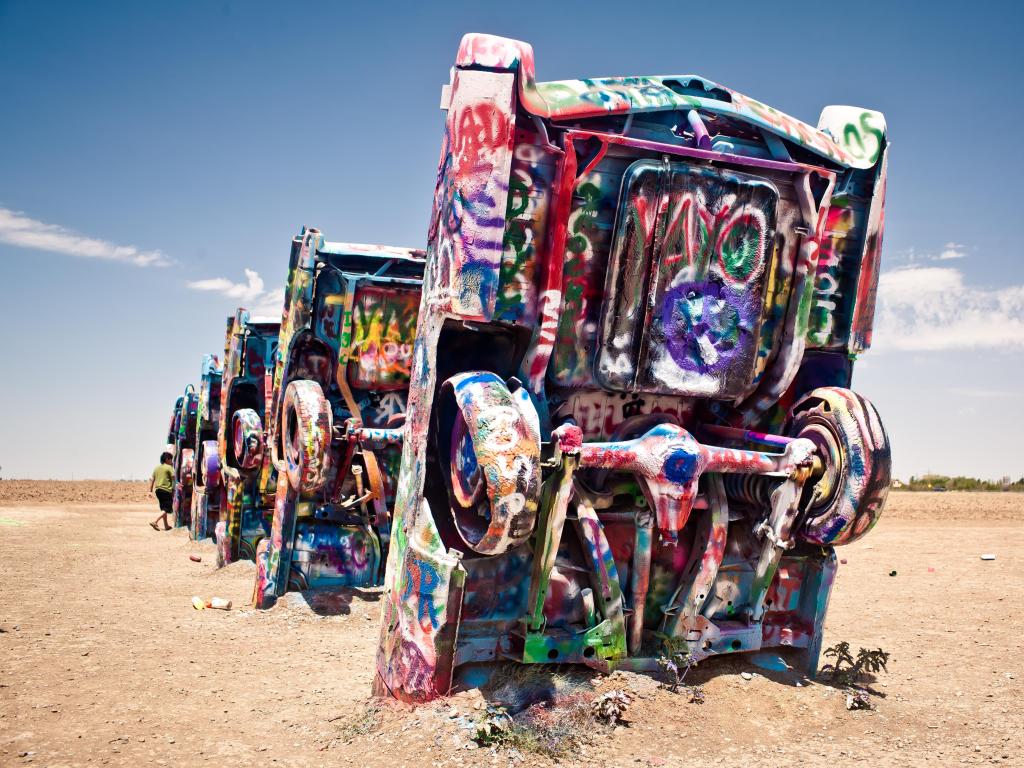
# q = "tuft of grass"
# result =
<box><xmin>472</xmin><ymin>688</ymin><xmax>628</xmax><ymax>758</ymax></box>
<box><xmin>484</xmin><ymin>662</ymin><xmax>590</xmax><ymax>703</ymax></box>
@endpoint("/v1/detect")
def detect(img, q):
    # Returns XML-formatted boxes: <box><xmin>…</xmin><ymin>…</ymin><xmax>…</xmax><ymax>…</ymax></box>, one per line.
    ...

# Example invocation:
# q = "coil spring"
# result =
<box><xmin>723</xmin><ymin>474</ymin><xmax>780</xmax><ymax>509</ymax></box>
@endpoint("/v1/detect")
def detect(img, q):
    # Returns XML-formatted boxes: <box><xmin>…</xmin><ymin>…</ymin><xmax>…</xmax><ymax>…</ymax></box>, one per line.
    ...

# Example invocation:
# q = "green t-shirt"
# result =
<box><xmin>152</xmin><ymin>463</ymin><xmax>174</xmax><ymax>493</ymax></box>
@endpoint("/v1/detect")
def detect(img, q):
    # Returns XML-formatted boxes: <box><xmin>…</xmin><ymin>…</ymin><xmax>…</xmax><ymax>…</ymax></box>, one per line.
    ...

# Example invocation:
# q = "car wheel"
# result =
<box><xmin>282</xmin><ymin>379</ymin><xmax>332</xmax><ymax>495</ymax></box>
<box><xmin>786</xmin><ymin>387</ymin><xmax>890</xmax><ymax>545</ymax></box>
<box><xmin>439</xmin><ymin>371</ymin><xmax>541</xmax><ymax>556</ymax></box>
<box><xmin>200</xmin><ymin>440</ymin><xmax>220</xmax><ymax>488</ymax></box>
<box><xmin>232</xmin><ymin>409</ymin><xmax>265</xmax><ymax>472</ymax></box>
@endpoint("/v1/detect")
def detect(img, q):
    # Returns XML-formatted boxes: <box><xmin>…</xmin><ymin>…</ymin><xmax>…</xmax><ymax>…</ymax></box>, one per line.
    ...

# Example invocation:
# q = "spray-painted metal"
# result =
<box><xmin>165</xmin><ymin>355</ymin><xmax>222</xmax><ymax>534</ymax></box>
<box><xmin>251</xmin><ymin>231</ymin><xmax>425</xmax><ymax>607</ymax></box>
<box><xmin>214</xmin><ymin>309</ymin><xmax>281</xmax><ymax>566</ymax></box>
<box><xmin>375</xmin><ymin>34</ymin><xmax>891</xmax><ymax>702</ymax></box>
<box><xmin>167</xmin><ymin>385</ymin><xmax>199</xmax><ymax>529</ymax></box>
<box><xmin>189</xmin><ymin>354</ymin><xmax>223</xmax><ymax>540</ymax></box>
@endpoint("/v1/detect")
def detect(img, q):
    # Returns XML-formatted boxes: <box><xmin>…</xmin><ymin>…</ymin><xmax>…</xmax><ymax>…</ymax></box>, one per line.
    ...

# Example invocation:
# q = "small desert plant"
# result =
<box><xmin>686</xmin><ymin>684</ymin><xmax>706</xmax><ymax>704</ymax></box>
<box><xmin>591</xmin><ymin>690</ymin><xmax>632</xmax><ymax>725</ymax></box>
<box><xmin>820</xmin><ymin>641</ymin><xmax>890</xmax><ymax>687</ymax></box>
<box><xmin>654</xmin><ymin>635</ymin><xmax>706</xmax><ymax>703</ymax></box>
<box><xmin>655</xmin><ymin>635</ymin><xmax>699</xmax><ymax>692</ymax></box>
<box><xmin>474</xmin><ymin>705</ymin><xmax>514</xmax><ymax>745</ymax></box>
<box><xmin>821</xmin><ymin>641</ymin><xmax>891</xmax><ymax>711</ymax></box>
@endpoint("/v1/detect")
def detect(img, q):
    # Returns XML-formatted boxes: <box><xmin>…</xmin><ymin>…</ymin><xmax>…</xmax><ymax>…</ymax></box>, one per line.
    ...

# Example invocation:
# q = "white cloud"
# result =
<box><xmin>873</xmin><ymin>265</ymin><xmax>1024</xmax><ymax>352</ymax></box>
<box><xmin>937</xmin><ymin>242</ymin><xmax>966</xmax><ymax>261</ymax></box>
<box><xmin>0</xmin><ymin>207</ymin><xmax>170</xmax><ymax>267</ymax></box>
<box><xmin>250</xmin><ymin>287</ymin><xmax>284</xmax><ymax>317</ymax></box>
<box><xmin>187</xmin><ymin>269</ymin><xmax>283</xmax><ymax>316</ymax></box>
<box><xmin>889</xmin><ymin>242</ymin><xmax>968</xmax><ymax>265</ymax></box>
<box><xmin>188</xmin><ymin>268</ymin><xmax>265</xmax><ymax>301</ymax></box>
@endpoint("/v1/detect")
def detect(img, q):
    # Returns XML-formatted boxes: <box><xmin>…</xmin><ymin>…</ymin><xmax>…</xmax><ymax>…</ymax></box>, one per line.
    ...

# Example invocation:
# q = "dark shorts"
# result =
<box><xmin>155</xmin><ymin>488</ymin><xmax>173</xmax><ymax>514</ymax></box>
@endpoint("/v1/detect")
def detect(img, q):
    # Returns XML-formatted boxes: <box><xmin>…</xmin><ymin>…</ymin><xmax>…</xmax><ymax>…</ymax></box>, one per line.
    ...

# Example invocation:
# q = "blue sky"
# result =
<box><xmin>1</xmin><ymin>0</ymin><xmax>1021</xmax><ymax>481</ymax></box>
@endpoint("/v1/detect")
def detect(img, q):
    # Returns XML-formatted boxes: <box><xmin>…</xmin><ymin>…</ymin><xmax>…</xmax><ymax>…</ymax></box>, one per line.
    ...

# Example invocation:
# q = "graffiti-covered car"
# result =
<box><xmin>163</xmin><ymin>397</ymin><xmax>180</xmax><ymax>458</ymax></box>
<box><xmin>167</xmin><ymin>384</ymin><xmax>199</xmax><ymax>529</ymax></box>
<box><xmin>189</xmin><ymin>353</ymin><xmax>223</xmax><ymax>540</ymax></box>
<box><xmin>253</xmin><ymin>230</ymin><xmax>424</xmax><ymax>607</ymax></box>
<box><xmin>375</xmin><ymin>34</ymin><xmax>892</xmax><ymax>701</ymax></box>
<box><xmin>214</xmin><ymin>309</ymin><xmax>281</xmax><ymax>566</ymax></box>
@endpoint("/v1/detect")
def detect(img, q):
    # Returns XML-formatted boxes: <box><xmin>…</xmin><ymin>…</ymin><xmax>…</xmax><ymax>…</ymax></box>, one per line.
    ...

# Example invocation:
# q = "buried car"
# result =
<box><xmin>214</xmin><ymin>309</ymin><xmax>281</xmax><ymax>565</ymax></box>
<box><xmin>252</xmin><ymin>230</ymin><xmax>425</xmax><ymax>607</ymax></box>
<box><xmin>166</xmin><ymin>384</ymin><xmax>199</xmax><ymax>530</ymax></box>
<box><xmin>374</xmin><ymin>34</ymin><xmax>891</xmax><ymax>702</ymax></box>
<box><xmin>189</xmin><ymin>353</ymin><xmax>223</xmax><ymax>540</ymax></box>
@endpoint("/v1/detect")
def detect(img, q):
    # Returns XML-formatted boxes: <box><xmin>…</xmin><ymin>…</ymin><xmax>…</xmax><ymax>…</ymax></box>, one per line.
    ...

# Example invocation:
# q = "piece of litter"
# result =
<box><xmin>741</xmin><ymin>672</ymin><xmax>753</xmax><ymax>681</ymax></box>
<box><xmin>888</xmin><ymin>570</ymin><xmax>897</xmax><ymax>576</ymax></box>
<box><xmin>189</xmin><ymin>555</ymin><xmax>202</xmax><ymax>563</ymax></box>
<box><xmin>980</xmin><ymin>554</ymin><xmax>996</xmax><ymax>561</ymax></box>
<box><xmin>845</xmin><ymin>690</ymin><xmax>873</xmax><ymax>710</ymax></box>
<box><xmin>840</xmin><ymin>558</ymin><xmax>848</xmax><ymax>565</ymax></box>
<box><xmin>192</xmin><ymin>596</ymin><xmax>232</xmax><ymax>610</ymax></box>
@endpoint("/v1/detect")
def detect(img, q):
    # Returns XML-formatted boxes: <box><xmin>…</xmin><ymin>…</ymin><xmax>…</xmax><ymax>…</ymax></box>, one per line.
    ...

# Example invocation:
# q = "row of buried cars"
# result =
<box><xmin>162</xmin><ymin>34</ymin><xmax>893</xmax><ymax>702</ymax></box>
<box><xmin>165</xmin><ymin>237</ymin><xmax>424</xmax><ymax>606</ymax></box>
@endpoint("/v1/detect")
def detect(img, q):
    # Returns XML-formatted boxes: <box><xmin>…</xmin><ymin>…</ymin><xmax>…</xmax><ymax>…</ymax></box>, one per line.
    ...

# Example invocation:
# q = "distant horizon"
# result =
<box><xmin>1</xmin><ymin>1</ymin><xmax>1022</xmax><ymax>481</ymax></box>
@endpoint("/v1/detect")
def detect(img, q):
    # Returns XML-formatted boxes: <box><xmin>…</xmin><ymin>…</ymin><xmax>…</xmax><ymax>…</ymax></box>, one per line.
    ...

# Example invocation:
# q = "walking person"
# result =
<box><xmin>149</xmin><ymin>452</ymin><xmax>175</xmax><ymax>531</ymax></box>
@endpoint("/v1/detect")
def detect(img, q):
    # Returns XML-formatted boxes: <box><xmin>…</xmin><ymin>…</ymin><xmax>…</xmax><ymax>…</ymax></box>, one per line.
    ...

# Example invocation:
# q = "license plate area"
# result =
<box><xmin>596</xmin><ymin>160</ymin><xmax>779</xmax><ymax>399</ymax></box>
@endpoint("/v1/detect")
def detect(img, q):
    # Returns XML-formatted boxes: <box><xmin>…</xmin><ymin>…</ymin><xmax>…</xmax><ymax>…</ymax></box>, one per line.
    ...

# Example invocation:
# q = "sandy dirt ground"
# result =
<box><xmin>1</xmin><ymin>489</ymin><xmax>1021</xmax><ymax>767</ymax></box>
<box><xmin>0</xmin><ymin>481</ymin><xmax>151</xmax><ymax>506</ymax></box>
